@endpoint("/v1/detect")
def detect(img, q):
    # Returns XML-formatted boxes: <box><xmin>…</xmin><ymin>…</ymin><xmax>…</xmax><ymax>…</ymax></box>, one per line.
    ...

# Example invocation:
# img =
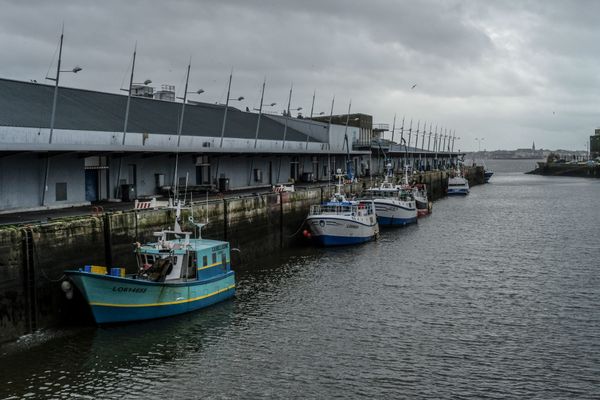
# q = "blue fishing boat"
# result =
<box><xmin>363</xmin><ymin>163</ymin><xmax>418</xmax><ymax>226</ymax></box>
<box><xmin>64</xmin><ymin>204</ymin><xmax>235</xmax><ymax>324</ymax></box>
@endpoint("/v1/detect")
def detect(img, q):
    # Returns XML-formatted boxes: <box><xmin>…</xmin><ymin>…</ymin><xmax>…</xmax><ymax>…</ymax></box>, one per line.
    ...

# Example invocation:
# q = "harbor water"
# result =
<box><xmin>2</xmin><ymin>160</ymin><xmax>600</xmax><ymax>399</ymax></box>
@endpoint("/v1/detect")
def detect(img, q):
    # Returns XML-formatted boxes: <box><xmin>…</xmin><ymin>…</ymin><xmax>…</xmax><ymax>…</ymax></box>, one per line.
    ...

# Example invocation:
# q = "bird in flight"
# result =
<box><xmin>411</xmin><ymin>84</ymin><xmax>417</xmax><ymax>89</ymax></box>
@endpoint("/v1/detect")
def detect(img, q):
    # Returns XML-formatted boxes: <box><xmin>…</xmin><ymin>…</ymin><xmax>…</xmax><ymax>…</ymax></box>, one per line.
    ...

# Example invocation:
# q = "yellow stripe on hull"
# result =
<box><xmin>89</xmin><ymin>284</ymin><xmax>235</xmax><ymax>308</ymax></box>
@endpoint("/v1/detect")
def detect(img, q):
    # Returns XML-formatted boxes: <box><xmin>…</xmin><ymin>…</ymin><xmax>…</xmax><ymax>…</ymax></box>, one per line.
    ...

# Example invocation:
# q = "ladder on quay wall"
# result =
<box><xmin>22</xmin><ymin>228</ymin><xmax>38</xmax><ymax>333</ymax></box>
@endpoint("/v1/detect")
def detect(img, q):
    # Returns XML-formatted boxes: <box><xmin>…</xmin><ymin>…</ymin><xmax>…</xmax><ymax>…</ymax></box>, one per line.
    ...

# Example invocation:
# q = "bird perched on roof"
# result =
<box><xmin>411</xmin><ymin>84</ymin><xmax>417</xmax><ymax>89</ymax></box>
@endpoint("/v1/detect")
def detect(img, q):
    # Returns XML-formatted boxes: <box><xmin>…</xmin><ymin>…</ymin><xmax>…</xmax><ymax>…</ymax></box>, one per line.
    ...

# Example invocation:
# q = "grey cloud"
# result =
<box><xmin>0</xmin><ymin>0</ymin><xmax>598</xmax><ymax>150</ymax></box>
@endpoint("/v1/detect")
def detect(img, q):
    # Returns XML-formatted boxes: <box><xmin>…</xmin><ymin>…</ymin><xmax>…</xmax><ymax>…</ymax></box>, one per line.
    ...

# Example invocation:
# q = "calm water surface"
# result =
<box><xmin>2</xmin><ymin>160</ymin><xmax>599</xmax><ymax>399</ymax></box>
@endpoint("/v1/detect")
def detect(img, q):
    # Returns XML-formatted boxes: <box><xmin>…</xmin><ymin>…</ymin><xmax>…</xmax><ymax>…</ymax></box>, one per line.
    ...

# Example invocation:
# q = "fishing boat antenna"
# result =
<box><xmin>183</xmin><ymin>172</ymin><xmax>189</xmax><ymax>205</ymax></box>
<box><xmin>173</xmin><ymin>58</ymin><xmax>192</xmax><ymax>205</ymax></box>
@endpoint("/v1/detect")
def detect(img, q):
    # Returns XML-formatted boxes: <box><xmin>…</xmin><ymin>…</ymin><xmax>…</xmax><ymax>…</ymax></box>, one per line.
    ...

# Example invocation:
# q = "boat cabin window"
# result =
<box><xmin>212</xmin><ymin>253</ymin><xmax>217</xmax><ymax>265</ymax></box>
<box><xmin>186</xmin><ymin>254</ymin><xmax>197</xmax><ymax>279</ymax></box>
<box><xmin>136</xmin><ymin>253</ymin><xmax>175</xmax><ymax>282</ymax></box>
<box><xmin>221</xmin><ymin>251</ymin><xmax>227</xmax><ymax>271</ymax></box>
<box><xmin>202</xmin><ymin>255</ymin><xmax>208</xmax><ymax>268</ymax></box>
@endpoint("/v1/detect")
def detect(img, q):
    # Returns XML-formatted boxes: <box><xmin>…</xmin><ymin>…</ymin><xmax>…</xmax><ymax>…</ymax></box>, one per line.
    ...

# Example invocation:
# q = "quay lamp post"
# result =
<box><xmin>41</xmin><ymin>26</ymin><xmax>82</xmax><ymax>206</ymax></box>
<box><xmin>45</xmin><ymin>62</ymin><xmax>82</xmax><ymax>144</ymax></box>
<box><xmin>252</xmin><ymin>81</ymin><xmax>277</xmax><ymax>149</ymax></box>
<box><xmin>219</xmin><ymin>69</ymin><xmax>244</xmax><ymax>148</ymax></box>
<box><xmin>219</xmin><ymin>93</ymin><xmax>245</xmax><ymax>148</ymax></box>
<box><xmin>173</xmin><ymin>62</ymin><xmax>204</xmax><ymax>195</ymax></box>
<box><xmin>285</xmin><ymin>106</ymin><xmax>303</xmax><ymax>117</ymax></box>
<box><xmin>115</xmin><ymin>44</ymin><xmax>155</xmax><ymax>199</ymax></box>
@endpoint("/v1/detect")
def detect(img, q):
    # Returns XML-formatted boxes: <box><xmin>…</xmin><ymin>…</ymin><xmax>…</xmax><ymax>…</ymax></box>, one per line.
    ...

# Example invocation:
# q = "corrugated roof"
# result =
<box><xmin>0</xmin><ymin>78</ymin><xmax>318</xmax><ymax>142</ymax></box>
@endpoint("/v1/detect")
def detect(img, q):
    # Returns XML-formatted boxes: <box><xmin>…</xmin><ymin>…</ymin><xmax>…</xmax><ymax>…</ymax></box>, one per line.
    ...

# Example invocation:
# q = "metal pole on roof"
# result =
<box><xmin>41</xmin><ymin>25</ymin><xmax>63</xmax><ymax>206</ymax></box>
<box><xmin>407</xmin><ymin>119</ymin><xmax>413</xmax><ymax>150</ymax></box>
<box><xmin>249</xmin><ymin>77</ymin><xmax>266</xmax><ymax>186</ymax></box>
<box><xmin>399</xmin><ymin>116</ymin><xmax>405</xmax><ymax>148</ymax></box>
<box><xmin>327</xmin><ymin>96</ymin><xmax>335</xmax><ymax>185</ymax></box>
<box><xmin>116</xmin><ymin>44</ymin><xmax>137</xmax><ymax>199</ymax></box>
<box><xmin>122</xmin><ymin>44</ymin><xmax>136</xmax><ymax>146</ymax></box>
<box><xmin>390</xmin><ymin>114</ymin><xmax>397</xmax><ymax>145</ymax></box>
<box><xmin>452</xmin><ymin>131</ymin><xmax>457</xmax><ymax>153</ymax></box>
<box><xmin>253</xmin><ymin>77</ymin><xmax>266</xmax><ymax>149</ymax></box>
<box><xmin>442</xmin><ymin>129</ymin><xmax>447</xmax><ymax>153</ymax></box>
<box><xmin>219</xmin><ymin>68</ymin><xmax>233</xmax><ymax>148</ymax></box>
<box><xmin>427</xmin><ymin>123</ymin><xmax>433</xmax><ymax>151</ymax></box>
<box><xmin>415</xmin><ymin>120</ymin><xmax>420</xmax><ymax>151</ymax></box>
<box><xmin>281</xmin><ymin>83</ymin><xmax>293</xmax><ymax>149</ymax></box>
<box><xmin>48</xmin><ymin>27</ymin><xmax>63</xmax><ymax>145</ymax></box>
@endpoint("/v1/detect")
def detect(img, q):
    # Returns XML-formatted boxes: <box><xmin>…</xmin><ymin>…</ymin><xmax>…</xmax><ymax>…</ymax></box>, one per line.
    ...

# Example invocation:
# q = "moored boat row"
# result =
<box><xmin>304</xmin><ymin>165</ymin><xmax>436</xmax><ymax>246</ymax></box>
<box><xmin>62</xmin><ymin>165</ymin><xmax>470</xmax><ymax>325</ymax></box>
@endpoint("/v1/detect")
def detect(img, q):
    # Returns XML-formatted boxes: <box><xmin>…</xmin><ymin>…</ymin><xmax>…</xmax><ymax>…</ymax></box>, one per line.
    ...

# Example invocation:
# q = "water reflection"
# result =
<box><xmin>2</xmin><ymin>163</ymin><xmax>600</xmax><ymax>399</ymax></box>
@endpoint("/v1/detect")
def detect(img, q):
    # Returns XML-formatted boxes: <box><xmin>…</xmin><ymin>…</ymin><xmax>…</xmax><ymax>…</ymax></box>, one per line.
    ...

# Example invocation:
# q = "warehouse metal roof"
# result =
<box><xmin>0</xmin><ymin>78</ymin><xmax>319</xmax><ymax>142</ymax></box>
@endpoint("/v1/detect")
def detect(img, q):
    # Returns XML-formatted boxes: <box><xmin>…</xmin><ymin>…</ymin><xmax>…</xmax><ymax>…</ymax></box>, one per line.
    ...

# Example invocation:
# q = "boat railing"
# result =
<box><xmin>310</xmin><ymin>202</ymin><xmax>374</xmax><ymax>216</ymax></box>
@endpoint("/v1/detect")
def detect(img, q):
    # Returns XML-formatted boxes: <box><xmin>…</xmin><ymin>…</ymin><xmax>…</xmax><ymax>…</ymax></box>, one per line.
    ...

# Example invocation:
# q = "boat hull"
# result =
<box><xmin>373</xmin><ymin>199</ymin><xmax>417</xmax><ymax>226</ymax></box>
<box><xmin>447</xmin><ymin>188</ymin><xmax>469</xmax><ymax>195</ymax></box>
<box><xmin>448</xmin><ymin>177</ymin><xmax>470</xmax><ymax>195</ymax></box>
<box><xmin>415</xmin><ymin>198</ymin><xmax>428</xmax><ymax>210</ymax></box>
<box><xmin>65</xmin><ymin>270</ymin><xmax>235</xmax><ymax>324</ymax></box>
<box><xmin>484</xmin><ymin>171</ymin><xmax>493</xmax><ymax>182</ymax></box>
<box><xmin>306</xmin><ymin>215</ymin><xmax>378</xmax><ymax>246</ymax></box>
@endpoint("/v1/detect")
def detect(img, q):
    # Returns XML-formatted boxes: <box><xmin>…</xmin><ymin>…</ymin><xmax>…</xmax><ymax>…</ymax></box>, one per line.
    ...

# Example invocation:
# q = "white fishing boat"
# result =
<box><xmin>305</xmin><ymin>170</ymin><xmax>378</xmax><ymax>246</ymax></box>
<box><xmin>363</xmin><ymin>163</ymin><xmax>417</xmax><ymax>226</ymax></box>
<box><xmin>447</xmin><ymin>164</ymin><xmax>470</xmax><ymax>195</ymax></box>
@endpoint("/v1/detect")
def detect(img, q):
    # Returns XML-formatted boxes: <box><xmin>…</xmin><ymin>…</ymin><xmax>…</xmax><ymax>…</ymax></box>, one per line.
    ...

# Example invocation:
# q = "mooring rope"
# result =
<box><xmin>288</xmin><ymin>220</ymin><xmax>307</xmax><ymax>238</ymax></box>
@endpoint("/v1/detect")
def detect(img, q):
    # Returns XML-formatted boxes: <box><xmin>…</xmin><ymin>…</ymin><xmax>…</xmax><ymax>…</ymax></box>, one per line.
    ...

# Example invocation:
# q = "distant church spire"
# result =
<box><xmin>532</xmin><ymin>141</ymin><xmax>535</xmax><ymax>151</ymax></box>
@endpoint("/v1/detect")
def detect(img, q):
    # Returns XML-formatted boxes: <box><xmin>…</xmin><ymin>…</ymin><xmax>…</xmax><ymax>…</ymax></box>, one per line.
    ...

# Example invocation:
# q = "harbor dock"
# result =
<box><xmin>0</xmin><ymin>167</ymin><xmax>483</xmax><ymax>343</ymax></box>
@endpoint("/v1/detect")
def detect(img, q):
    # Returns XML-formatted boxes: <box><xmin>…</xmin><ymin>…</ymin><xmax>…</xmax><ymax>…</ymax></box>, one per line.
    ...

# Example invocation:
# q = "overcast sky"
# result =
<box><xmin>1</xmin><ymin>0</ymin><xmax>599</xmax><ymax>151</ymax></box>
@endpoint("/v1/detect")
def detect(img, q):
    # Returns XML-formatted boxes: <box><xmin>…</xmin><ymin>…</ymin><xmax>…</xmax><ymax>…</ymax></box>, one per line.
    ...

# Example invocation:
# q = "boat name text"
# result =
<box><xmin>112</xmin><ymin>286</ymin><xmax>147</xmax><ymax>293</ymax></box>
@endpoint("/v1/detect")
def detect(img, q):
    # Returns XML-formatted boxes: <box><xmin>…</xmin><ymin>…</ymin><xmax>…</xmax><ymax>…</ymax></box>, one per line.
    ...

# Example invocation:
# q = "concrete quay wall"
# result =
<box><xmin>0</xmin><ymin>167</ymin><xmax>482</xmax><ymax>343</ymax></box>
<box><xmin>528</xmin><ymin>163</ymin><xmax>600</xmax><ymax>178</ymax></box>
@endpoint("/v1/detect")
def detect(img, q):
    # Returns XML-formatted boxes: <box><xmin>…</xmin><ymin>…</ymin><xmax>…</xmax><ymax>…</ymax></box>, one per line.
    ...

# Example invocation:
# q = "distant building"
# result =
<box><xmin>131</xmin><ymin>84</ymin><xmax>154</xmax><ymax>98</ymax></box>
<box><xmin>153</xmin><ymin>84</ymin><xmax>175</xmax><ymax>102</ymax></box>
<box><xmin>591</xmin><ymin>128</ymin><xmax>600</xmax><ymax>158</ymax></box>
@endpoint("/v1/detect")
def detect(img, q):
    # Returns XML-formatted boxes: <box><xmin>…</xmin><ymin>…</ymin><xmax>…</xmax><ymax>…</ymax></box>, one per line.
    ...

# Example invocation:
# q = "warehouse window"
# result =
<box><xmin>55</xmin><ymin>182</ymin><xmax>67</xmax><ymax>201</ymax></box>
<box><xmin>254</xmin><ymin>169</ymin><xmax>263</xmax><ymax>183</ymax></box>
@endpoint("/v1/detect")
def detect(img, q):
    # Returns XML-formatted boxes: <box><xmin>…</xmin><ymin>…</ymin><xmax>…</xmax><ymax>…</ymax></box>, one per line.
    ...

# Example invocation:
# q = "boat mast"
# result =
<box><xmin>173</xmin><ymin>60</ymin><xmax>191</xmax><ymax>202</ymax></box>
<box><xmin>343</xmin><ymin>100</ymin><xmax>352</xmax><ymax>179</ymax></box>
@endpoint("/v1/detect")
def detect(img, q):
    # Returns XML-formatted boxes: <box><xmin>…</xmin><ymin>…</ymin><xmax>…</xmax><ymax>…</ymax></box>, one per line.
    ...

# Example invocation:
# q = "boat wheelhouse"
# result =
<box><xmin>411</xmin><ymin>183</ymin><xmax>430</xmax><ymax>216</ymax></box>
